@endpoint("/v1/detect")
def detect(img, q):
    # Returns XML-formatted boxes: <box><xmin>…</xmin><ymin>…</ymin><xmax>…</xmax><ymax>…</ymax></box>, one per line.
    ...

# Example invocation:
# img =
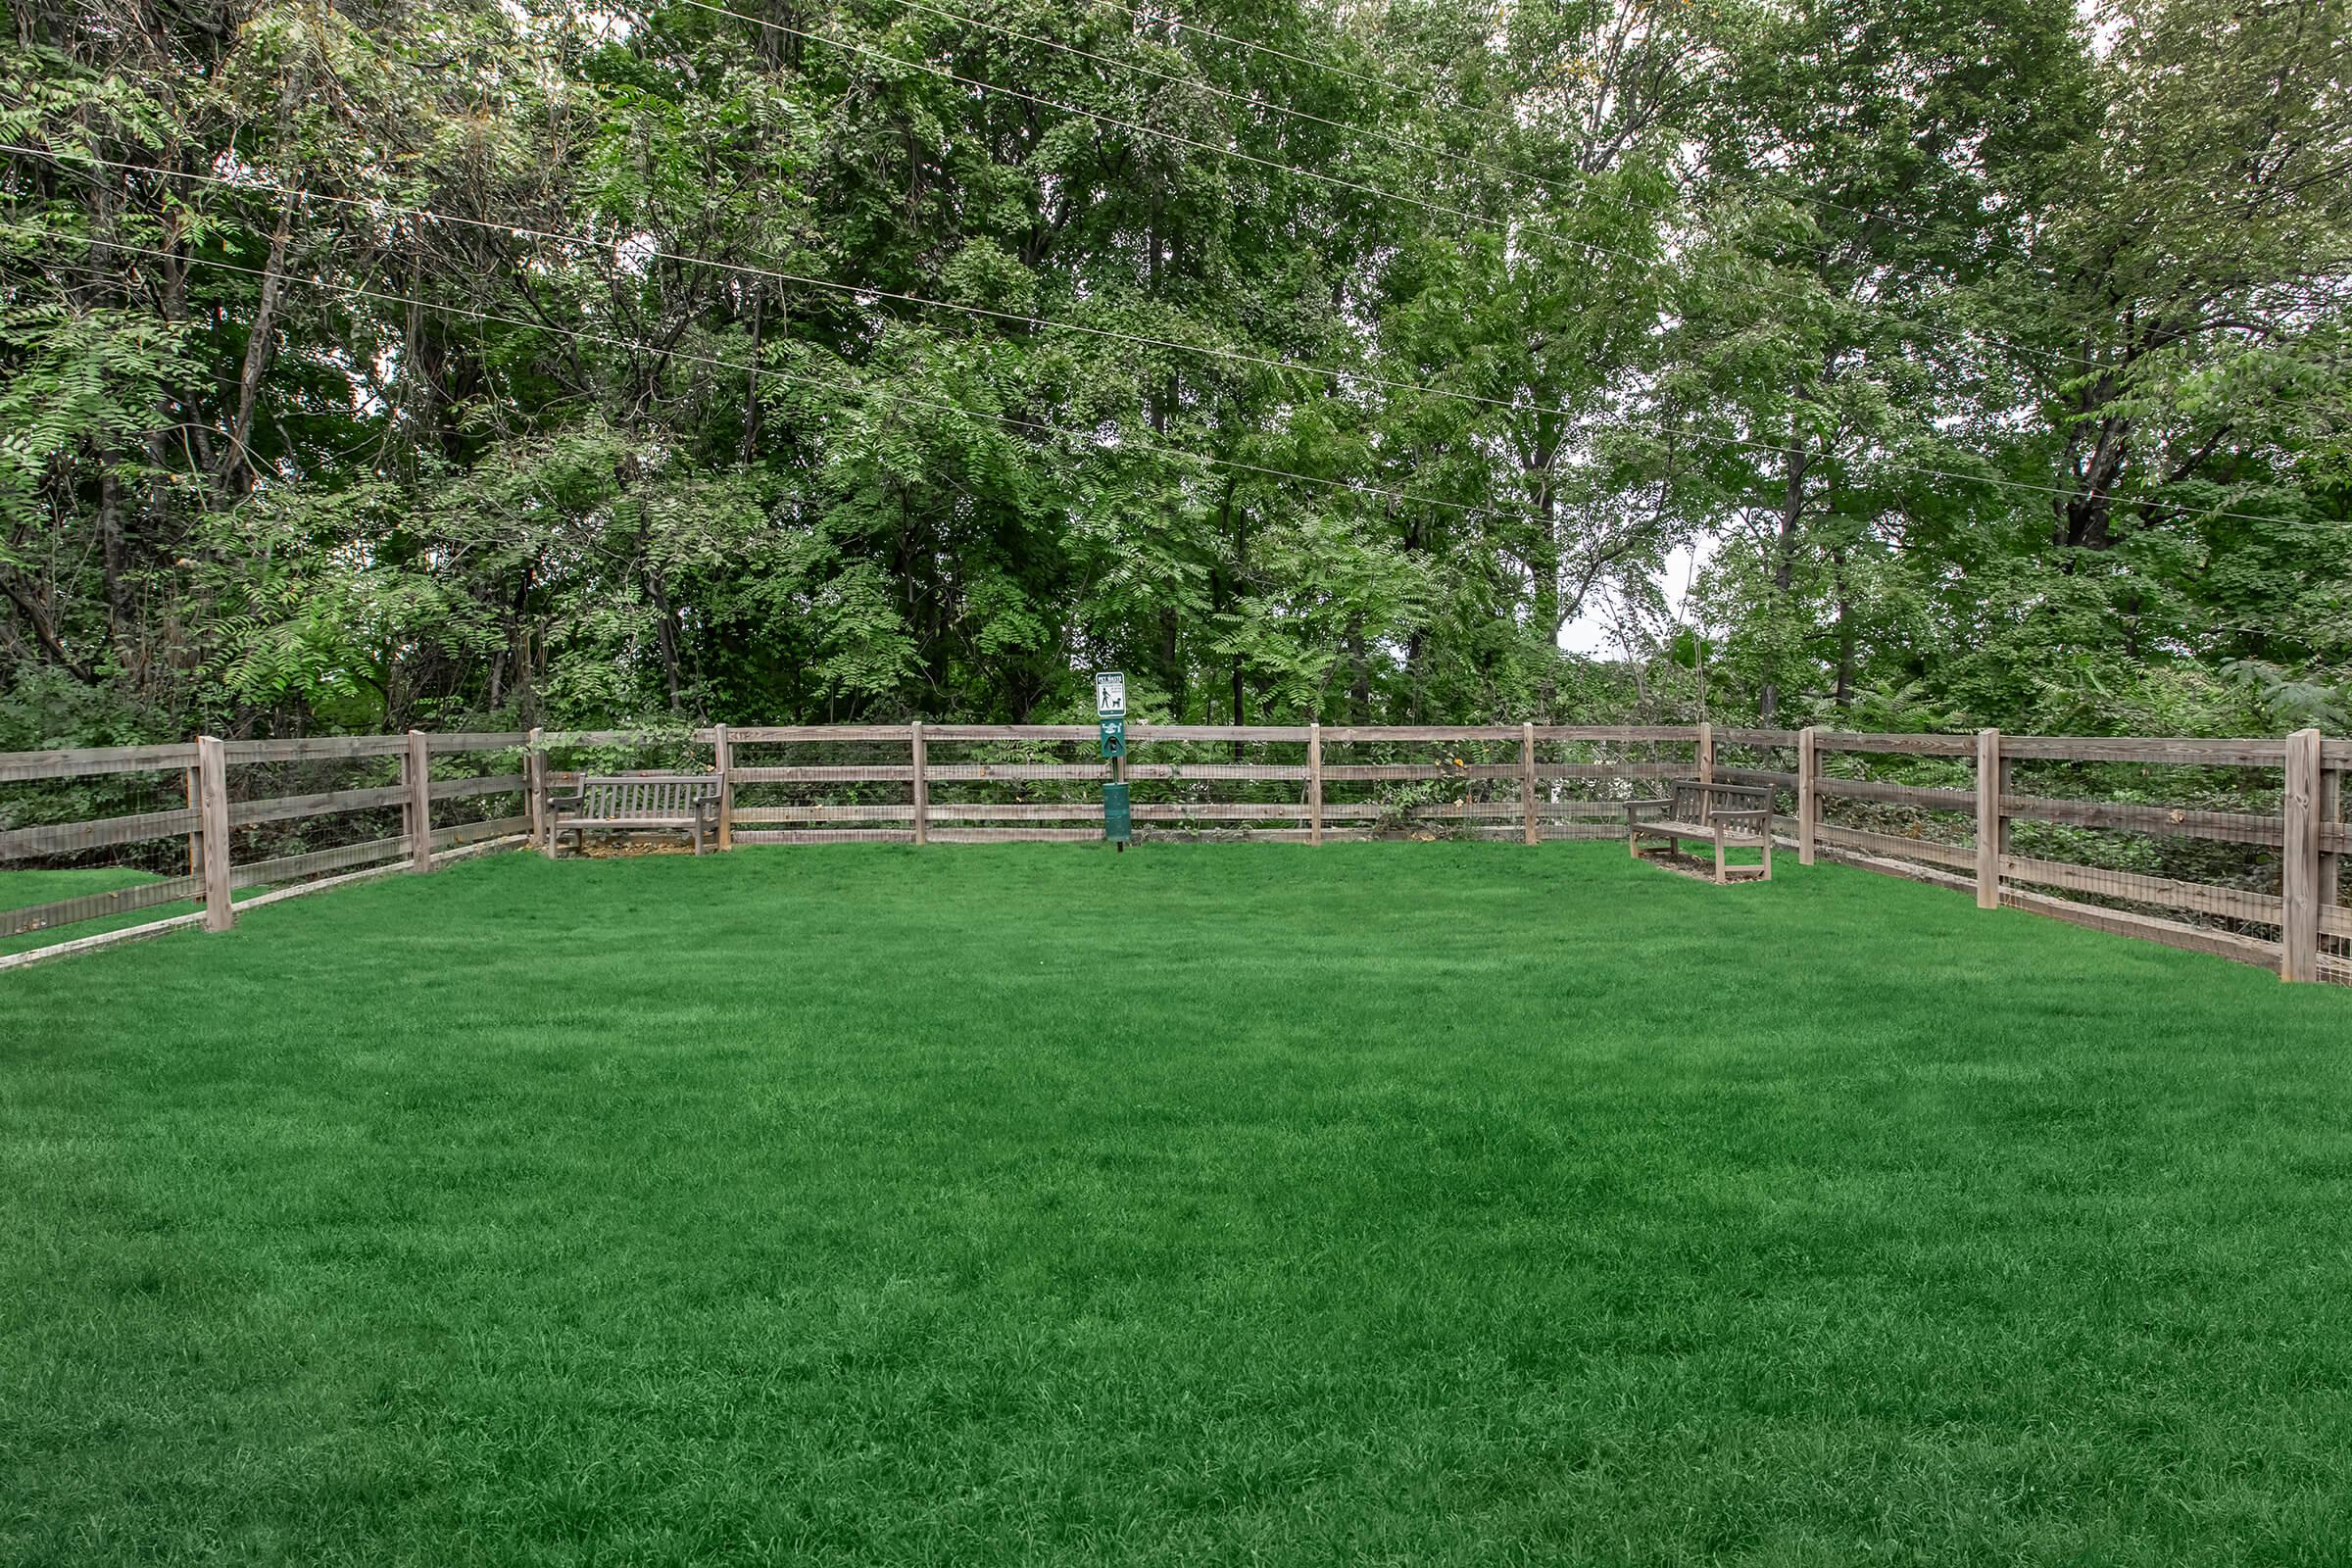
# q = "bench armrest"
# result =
<box><xmin>1624</xmin><ymin>797</ymin><xmax>1671</xmax><ymax>815</ymax></box>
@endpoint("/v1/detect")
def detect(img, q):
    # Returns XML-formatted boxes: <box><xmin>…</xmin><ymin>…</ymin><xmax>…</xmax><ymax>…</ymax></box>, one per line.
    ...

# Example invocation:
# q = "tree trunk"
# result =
<box><xmin>1832</xmin><ymin>545</ymin><xmax>1854</xmax><ymax>710</ymax></box>
<box><xmin>1531</xmin><ymin>495</ymin><xmax>1561</xmax><ymax>719</ymax></box>
<box><xmin>2055</xmin><ymin>403</ymin><xmax>2129</xmax><ymax>553</ymax></box>
<box><xmin>0</xmin><ymin>566</ymin><xmax>95</xmax><ymax>680</ymax></box>
<box><xmin>95</xmin><ymin>466</ymin><xmax>135</xmax><ymax>658</ymax></box>
<box><xmin>1158</xmin><ymin>608</ymin><xmax>1183</xmax><ymax>723</ymax></box>
<box><xmin>1347</xmin><ymin>616</ymin><xmax>1370</xmax><ymax>723</ymax></box>
<box><xmin>652</xmin><ymin>567</ymin><xmax>682</xmax><ymax>711</ymax></box>
<box><xmin>1229</xmin><ymin>487</ymin><xmax>1246</xmax><ymax>760</ymax></box>
<box><xmin>740</xmin><ymin>287</ymin><xmax>764</xmax><ymax>466</ymax></box>
<box><xmin>1758</xmin><ymin>440</ymin><xmax>1811</xmax><ymax>724</ymax></box>
<box><xmin>216</xmin><ymin>202</ymin><xmax>295</xmax><ymax>502</ymax></box>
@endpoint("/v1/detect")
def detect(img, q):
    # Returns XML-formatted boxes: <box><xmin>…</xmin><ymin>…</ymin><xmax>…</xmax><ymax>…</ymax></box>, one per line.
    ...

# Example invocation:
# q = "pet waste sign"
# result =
<box><xmin>1096</xmin><ymin>672</ymin><xmax>1129</xmax><ymax>846</ymax></box>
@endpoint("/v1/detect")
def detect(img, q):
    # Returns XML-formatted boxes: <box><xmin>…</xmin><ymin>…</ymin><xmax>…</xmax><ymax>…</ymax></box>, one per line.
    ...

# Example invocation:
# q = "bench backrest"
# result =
<box><xmin>1669</xmin><ymin>779</ymin><xmax>1771</xmax><ymax>825</ymax></box>
<box><xmin>580</xmin><ymin>773</ymin><xmax>719</xmax><ymax>819</ymax></box>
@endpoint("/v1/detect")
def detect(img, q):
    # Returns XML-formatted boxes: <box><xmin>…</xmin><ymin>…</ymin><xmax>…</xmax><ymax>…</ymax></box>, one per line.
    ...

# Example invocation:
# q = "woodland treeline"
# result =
<box><xmin>1</xmin><ymin>0</ymin><xmax>2347</xmax><ymax>743</ymax></box>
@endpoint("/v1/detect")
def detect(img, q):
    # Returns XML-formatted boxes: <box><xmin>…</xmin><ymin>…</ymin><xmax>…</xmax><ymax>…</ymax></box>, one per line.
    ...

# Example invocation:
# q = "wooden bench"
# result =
<box><xmin>1626</xmin><ymin>779</ymin><xmax>1774</xmax><ymax>884</ymax></box>
<box><xmin>545</xmin><ymin>773</ymin><xmax>721</xmax><ymax>858</ymax></box>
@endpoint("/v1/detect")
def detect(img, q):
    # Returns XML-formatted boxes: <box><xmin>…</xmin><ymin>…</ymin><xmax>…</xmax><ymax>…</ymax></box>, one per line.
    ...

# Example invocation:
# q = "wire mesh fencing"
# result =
<box><xmin>1790</xmin><ymin>730</ymin><xmax>2346</xmax><ymax>982</ymax></box>
<box><xmin>0</xmin><ymin>745</ymin><xmax>205</xmax><ymax>951</ymax></box>
<box><xmin>6</xmin><ymin>722</ymin><xmax>2345</xmax><ymax>982</ymax></box>
<box><xmin>0</xmin><ymin>731</ymin><xmax>535</xmax><ymax>957</ymax></box>
<box><xmin>726</xmin><ymin>724</ymin><xmax>923</xmax><ymax>845</ymax></box>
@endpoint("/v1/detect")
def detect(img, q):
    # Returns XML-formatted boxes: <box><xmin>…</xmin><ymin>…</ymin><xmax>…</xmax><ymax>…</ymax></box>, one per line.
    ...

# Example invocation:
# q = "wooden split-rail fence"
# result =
<box><xmin>2</xmin><ymin>722</ymin><xmax>2346</xmax><ymax>983</ymax></box>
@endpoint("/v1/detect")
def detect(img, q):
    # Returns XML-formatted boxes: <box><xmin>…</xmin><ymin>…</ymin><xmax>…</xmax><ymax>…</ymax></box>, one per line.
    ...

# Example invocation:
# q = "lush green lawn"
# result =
<box><xmin>0</xmin><ymin>867</ymin><xmax>161</xmax><ymax>908</ymax></box>
<box><xmin>4</xmin><ymin>844</ymin><xmax>2349</xmax><ymax>1565</ymax></box>
<box><xmin>0</xmin><ymin>867</ymin><xmax>197</xmax><ymax>957</ymax></box>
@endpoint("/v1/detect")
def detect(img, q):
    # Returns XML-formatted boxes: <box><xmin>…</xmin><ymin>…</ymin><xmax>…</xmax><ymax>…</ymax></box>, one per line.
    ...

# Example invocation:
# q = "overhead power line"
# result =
<box><xmin>20</xmin><ymin>148</ymin><xmax>1622</xmax><ymax>426</ymax></box>
<box><xmin>3</xmin><ymin>220</ymin><xmax>1600</xmax><ymax>537</ymax></box>
<box><xmin>1078</xmin><ymin>0</ymin><xmax>1892</xmax><ymax>236</ymax></box>
<box><xmin>14</xmin><ymin>144</ymin><xmax>2268</xmax><ymax>523</ymax></box>
<box><xmin>1086</xmin><ymin>0</ymin><xmax>1399</xmax><ymax>99</ymax></box>
<box><xmin>662</xmin><ymin>0</ymin><xmax>2082</xmax><ymax>374</ymax></box>
<box><xmin>878</xmin><ymin>0</ymin><xmax>1843</xmax><ymax>269</ymax></box>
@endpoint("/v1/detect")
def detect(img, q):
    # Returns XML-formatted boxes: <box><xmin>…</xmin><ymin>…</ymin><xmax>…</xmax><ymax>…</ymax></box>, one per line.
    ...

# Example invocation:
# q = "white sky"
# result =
<box><xmin>1556</xmin><ymin>536</ymin><xmax>1714</xmax><ymax>656</ymax></box>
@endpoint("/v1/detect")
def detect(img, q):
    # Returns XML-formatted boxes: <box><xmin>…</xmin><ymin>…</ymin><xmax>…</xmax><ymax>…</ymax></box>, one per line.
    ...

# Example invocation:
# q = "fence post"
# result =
<box><xmin>1520</xmin><ymin>721</ymin><xmax>1539</xmax><ymax>846</ymax></box>
<box><xmin>406</xmin><ymin>729</ymin><xmax>433</xmax><ymax>873</ymax></box>
<box><xmin>2282</xmin><ymin>727</ymin><xmax>2321</xmax><ymax>982</ymax></box>
<box><xmin>529</xmin><ymin>723</ymin><xmax>545</xmax><ymax>846</ymax></box>
<box><xmin>910</xmin><ymin>720</ymin><xmax>928</xmax><ymax>847</ymax></box>
<box><xmin>1999</xmin><ymin>752</ymin><xmax>2016</xmax><ymax>860</ymax></box>
<box><xmin>1307</xmin><ymin>721</ymin><xmax>1324</xmax><ymax>846</ymax></box>
<box><xmin>713</xmin><ymin>722</ymin><xmax>734</xmax><ymax>851</ymax></box>
<box><xmin>1796</xmin><ymin>726</ymin><xmax>1818</xmax><ymax>865</ymax></box>
<box><xmin>196</xmin><ymin>735</ymin><xmax>233</xmax><ymax>932</ymax></box>
<box><xmin>1975</xmin><ymin>728</ymin><xmax>2002</xmax><ymax>910</ymax></box>
<box><xmin>183</xmin><ymin>759</ymin><xmax>203</xmax><ymax>882</ymax></box>
<box><xmin>1696</xmin><ymin>719</ymin><xmax>1713</xmax><ymax>788</ymax></box>
<box><xmin>539</xmin><ymin>733</ymin><xmax>562</xmax><ymax>859</ymax></box>
<box><xmin>2321</xmin><ymin>749</ymin><xmax>2341</xmax><ymax>943</ymax></box>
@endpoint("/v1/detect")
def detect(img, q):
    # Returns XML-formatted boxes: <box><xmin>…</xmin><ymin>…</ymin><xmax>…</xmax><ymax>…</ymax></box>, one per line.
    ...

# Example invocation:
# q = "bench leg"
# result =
<box><xmin>1761</xmin><ymin>835</ymin><xmax>1773</xmax><ymax>882</ymax></box>
<box><xmin>1713</xmin><ymin>829</ymin><xmax>1728</xmax><ymax>886</ymax></box>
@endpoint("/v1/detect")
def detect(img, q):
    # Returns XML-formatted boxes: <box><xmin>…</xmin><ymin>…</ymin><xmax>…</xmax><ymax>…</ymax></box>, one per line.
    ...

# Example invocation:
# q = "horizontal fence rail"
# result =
<box><xmin>1</xmin><ymin>722</ymin><xmax>2345</xmax><ymax>983</ymax></box>
<box><xmin>0</xmin><ymin>742</ymin><xmax>200</xmax><ymax>782</ymax></box>
<box><xmin>0</xmin><ymin>728</ymin><xmax>536</xmax><ymax>962</ymax></box>
<box><xmin>1753</xmin><ymin>723</ymin><xmax>2347</xmax><ymax>986</ymax></box>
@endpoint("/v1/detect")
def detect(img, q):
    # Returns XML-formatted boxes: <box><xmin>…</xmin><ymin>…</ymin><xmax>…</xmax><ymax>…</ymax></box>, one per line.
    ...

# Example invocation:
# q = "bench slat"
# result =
<box><xmin>1635</xmin><ymin>818</ymin><xmax>1770</xmax><ymax>841</ymax></box>
<box><xmin>565</xmin><ymin>774</ymin><xmax>719</xmax><ymax>827</ymax></box>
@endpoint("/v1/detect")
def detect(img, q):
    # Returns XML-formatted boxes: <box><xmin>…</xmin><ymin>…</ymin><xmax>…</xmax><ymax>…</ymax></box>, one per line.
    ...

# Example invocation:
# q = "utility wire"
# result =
<box><xmin>1080</xmin><ymin>0</ymin><xmax>1891</xmax><ymax>236</ymax></box>
<box><xmin>664</xmin><ymin>0</ymin><xmax>2082</xmax><ymax>374</ymax></box>
<box><xmin>19</xmin><ymin>147</ymin><xmax>1621</xmax><ymax>426</ymax></box>
<box><xmin>17</xmin><ymin>145</ymin><xmax>2264</xmax><ymax>523</ymax></box>
<box><xmin>3</xmin><ymin>220</ymin><xmax>1592</xmax><ymax>535</ymax></box>
<box><xmin>878</xmin><ymin>0</ymin><xmax>1841</xmax><ymax>268</ymax></box>
<box><xmin>1089</xmin><ymin>0</ymin><xmax>1400</xmax><ymax>98</ymax></box>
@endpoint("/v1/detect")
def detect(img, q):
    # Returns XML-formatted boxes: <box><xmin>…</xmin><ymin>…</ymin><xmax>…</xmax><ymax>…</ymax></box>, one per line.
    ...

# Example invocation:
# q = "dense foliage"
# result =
<box><xmin>2</xmin><ymin>0</ymin><xmax>2347</xmax><ymax>740</ymax></box>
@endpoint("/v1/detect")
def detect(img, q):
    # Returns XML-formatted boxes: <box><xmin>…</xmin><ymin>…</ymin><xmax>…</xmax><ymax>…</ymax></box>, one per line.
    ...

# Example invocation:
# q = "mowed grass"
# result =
<box><xmin>0</xmin><ymin>867</ymin><xmax>197</xmax><ymax>957</ymax></box>
<box><xmin>5</xmin><ymin>844</ymin><xmax>2351</xmax><ymax>1566</ymax></box>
